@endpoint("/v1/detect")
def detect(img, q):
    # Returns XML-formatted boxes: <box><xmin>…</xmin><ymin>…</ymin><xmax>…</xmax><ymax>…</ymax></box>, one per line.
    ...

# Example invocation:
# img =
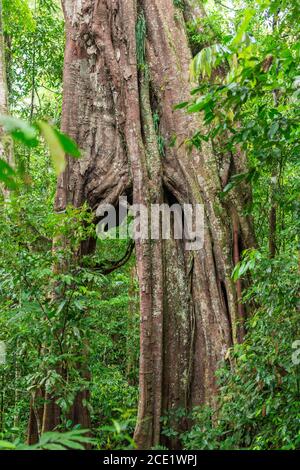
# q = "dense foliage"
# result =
<box><xmin>175</xmin><ymin>0</ymin><xmax>300</xmax><ymax>450</ymax></box>
<box><xmin>0</xmin><ymin>0</ymin><xmax>139</xmax><ymax>450</ymax></box>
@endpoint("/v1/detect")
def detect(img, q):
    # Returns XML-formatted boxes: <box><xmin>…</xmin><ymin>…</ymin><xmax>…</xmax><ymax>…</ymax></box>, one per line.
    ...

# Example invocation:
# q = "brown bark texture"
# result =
<box><xmin>52</xmin><ymin>0</ymin><xmax>255</xmax><ymax>449</ymax></box>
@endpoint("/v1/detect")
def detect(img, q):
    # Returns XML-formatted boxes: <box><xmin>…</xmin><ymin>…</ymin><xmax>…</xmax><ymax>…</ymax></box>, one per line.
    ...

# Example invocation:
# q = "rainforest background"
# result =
<box><xmin>0</xmin><ymin>0</ymin><xmax>299</xmax><ymax>451</ymax></box>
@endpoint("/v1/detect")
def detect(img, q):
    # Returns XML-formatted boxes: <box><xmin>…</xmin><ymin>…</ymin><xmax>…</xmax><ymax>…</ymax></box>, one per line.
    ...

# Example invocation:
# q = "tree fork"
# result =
<box><xmin>51</xmin><ymin>0</ymin><xmax>255</xmax><ymax>449</ymax></box>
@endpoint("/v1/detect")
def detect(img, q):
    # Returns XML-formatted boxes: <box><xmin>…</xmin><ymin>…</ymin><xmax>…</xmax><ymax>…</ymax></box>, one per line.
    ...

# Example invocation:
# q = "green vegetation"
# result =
<box><xmin>0</xmin><ymin>0</ymin><xmax>299</xmax><ymax>451</ymax></box>
<box><xmin>172</xmin><ymin>0</ymin><xmax>300</xmax><ymax>449</ymax></box>
<box><xmin>0</xmin><ymin>0</ymin><xmax>139</xmax><ymax>450</ymax></box>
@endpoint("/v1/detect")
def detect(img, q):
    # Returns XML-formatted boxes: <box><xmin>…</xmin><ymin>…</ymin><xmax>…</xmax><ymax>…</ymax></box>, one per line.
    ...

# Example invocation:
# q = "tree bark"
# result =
<box><xmin>55</xmin><ymin>0</ymin><xmax>255</xmax><ymax>449</ymax></box>
<box><xmin>0</xmin><ymin>0</ymin><xmax>13</xmax><ymax>188</ymax></box>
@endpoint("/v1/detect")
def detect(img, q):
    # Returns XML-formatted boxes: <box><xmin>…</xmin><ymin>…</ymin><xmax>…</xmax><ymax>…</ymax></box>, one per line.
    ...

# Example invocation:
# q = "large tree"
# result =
<box><xmin>51</xmin><ymin>0</ymin><xmax>255</xmax><ymax>449</ymax></box>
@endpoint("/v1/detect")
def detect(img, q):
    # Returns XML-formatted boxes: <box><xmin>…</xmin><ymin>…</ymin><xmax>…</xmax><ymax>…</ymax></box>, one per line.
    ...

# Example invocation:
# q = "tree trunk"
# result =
<box><xmin>27</xmin><ymin>389</ymin><xmax>44</xmax><ymax>445</ymax></box>
<box><xmin>55</xmin><ymin>0</ymin><xmax>255</xmax><ymax>449</ymax></box>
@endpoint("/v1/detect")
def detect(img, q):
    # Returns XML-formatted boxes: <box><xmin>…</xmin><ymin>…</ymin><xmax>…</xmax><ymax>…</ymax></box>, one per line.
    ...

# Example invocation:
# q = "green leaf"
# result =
<box><xmin>54</xmin><ymin>128</ymin><xmax>81</xmax><ymax>158</ymax></box>
<box><xmin>187</xmin><ymin>96</ymin><xmax>211</xmax><ymax>114</ymax></box>
<box><xmin>56</xmin><ymin>300</ymin><xmax>67</xmax><ymax>315</ymax></box>
<box><xmin>64</xmin><ymin>429</ymin><xmax>92</xmax><ymax>436</ymax></box>
<box><xmin>112</xmin><ymin>419</ymin><xmax>121</xmax><ymax>433</ymax></box>
<box><xmin>190</xmin><ymin>44</ymin><xmax>229</xmax><ymax>80</ymax></box>
<box><xmin>0</xmin><ymin>158</ymin><xmax>17</xmax><ymax>189</ymax></box>
<box><xmin>268</xmin><ymin>121</ymin><xmax>279</xmax><ymax>139</ymax></box>
<box><xmin>0</xmin><ymin>114</ymin><xmax>38</xmax><ymax>147</ymax></box>
<box><xmin>43</xmin><ymin>443</ymin><xmax>67</xmax><ymax>451</ymax></box>
<box><xmin>37</xmin><ymin>121</ymin><xmax>66</xmax><ymax>175</ymax></box>
<box><xmin>220</xmin><ymin>181</ymin><xmax>235</xmax><ymax>197</ymax></box>
<box><xmin>232</xmin><ymin>9</ymin><xmax>255</xmax><ymax>46</ymax></box>
<box><xmin>0</xmin><ymin>440</ymin><xmax>16</xmax><ymax>450</ymax></box>
<box><xmin>38</xmin><ymin>432</ymin><xmax>59</xmax><ymax>445</ymax></box>
<box><xmin>55</xmin><ymin>439</ymin><xmax>84</xmax><ymax>450</ymax></box>
<box><xmin>173</xmin><ymin>101</ymin><xmax>189</xmax><ymax>110</ymax></box>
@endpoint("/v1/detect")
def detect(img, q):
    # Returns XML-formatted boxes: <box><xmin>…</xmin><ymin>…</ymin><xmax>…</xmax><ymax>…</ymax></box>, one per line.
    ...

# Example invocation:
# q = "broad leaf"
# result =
<box><xmin>37</xmin><ymin>121</ymin><xmax>66</xmax><ymax>175</ymax></box>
